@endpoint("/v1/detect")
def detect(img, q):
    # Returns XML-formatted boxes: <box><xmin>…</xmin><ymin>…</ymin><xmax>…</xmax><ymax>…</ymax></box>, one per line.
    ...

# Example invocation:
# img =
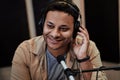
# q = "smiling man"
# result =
<box><xmin>43</xmin><ymin>11</ymin><xmax>74</xmax><ymax>57</ymax></box>
<box><xmin>11</xmin><ymin>0</ymin><xmax>107</xmax><ymax>80</ymax></box>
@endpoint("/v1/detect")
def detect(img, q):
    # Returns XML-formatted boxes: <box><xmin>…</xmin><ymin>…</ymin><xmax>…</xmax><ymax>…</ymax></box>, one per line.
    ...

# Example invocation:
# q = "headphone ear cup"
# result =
<box><xmin>75</xmin><ymin>21</ymin><xmax>80</xmax><ymax>29</ymax></box>
<box><xmin>38</xmin><ymin>9</ymin><xmax>45</xmax><ymax>35</ymax></box>
<box><xmin>38</xmin><ymin>17</ymin><xmax>44</xmax><ymax>35</ymax></box>
<box><xmin>73</xmin><ymin>21</ymin><xmax>80</xmax><ymax>39</ymax></box>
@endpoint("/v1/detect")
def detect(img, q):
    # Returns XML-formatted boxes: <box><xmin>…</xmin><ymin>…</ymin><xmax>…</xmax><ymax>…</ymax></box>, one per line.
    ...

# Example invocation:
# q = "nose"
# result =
<box><xmin>51</xmin><ymin>28</ymin><xmax>61</xmax><ymax>38</ymax></box>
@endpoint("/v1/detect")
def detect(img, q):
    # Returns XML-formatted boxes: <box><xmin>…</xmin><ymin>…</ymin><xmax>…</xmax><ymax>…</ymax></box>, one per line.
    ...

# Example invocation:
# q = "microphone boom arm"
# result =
<box><xmin>73</xmin><ymin>66</ymin><xmax>120</xmax><ymax>74</ymax></box>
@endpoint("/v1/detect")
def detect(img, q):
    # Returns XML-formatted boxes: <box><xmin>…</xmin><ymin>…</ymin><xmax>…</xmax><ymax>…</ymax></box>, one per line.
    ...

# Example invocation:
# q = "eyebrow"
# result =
<box><xmin>46</xmin><ymin>21</ymin><xmax>53</xmax><ymax>24</ymax></box>
<box><xmin>46</xmin><ymin>20</ymin><xmax>70</xmax><ymax>27</ymax></box>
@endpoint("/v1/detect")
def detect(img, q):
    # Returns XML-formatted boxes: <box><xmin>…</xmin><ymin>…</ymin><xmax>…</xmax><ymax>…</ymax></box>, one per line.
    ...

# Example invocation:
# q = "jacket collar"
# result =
<box><xmin>30</xmin><ymin>35</ymin><xmax>76</xmax><ymax>67</ymax></box>
<box><xmin>30</xmin><ymin>35</ymin><xmax>46</xmax><ymax>56</ymax></box>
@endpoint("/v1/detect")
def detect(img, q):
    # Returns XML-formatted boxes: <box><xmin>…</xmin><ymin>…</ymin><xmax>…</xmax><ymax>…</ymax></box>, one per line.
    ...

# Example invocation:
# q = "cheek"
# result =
<box><xmin>43</xmin><ymin>26</ymin><xmax>50</xmax><ymax>35</ymax></box>
<box><xmin>63</xmin><ymin>31</ymin><xmax>73</xmax><ymax>41</ymax></box>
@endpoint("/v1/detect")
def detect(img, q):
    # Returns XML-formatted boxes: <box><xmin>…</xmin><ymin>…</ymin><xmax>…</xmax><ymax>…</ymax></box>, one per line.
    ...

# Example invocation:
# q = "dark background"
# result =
<box><xmin>85</xmin><ymin>0</ymin><xmax>119</xmax><ymax>63</ymax></box>
<box><xmin>0</xmin><ymin>0</ymin><xmax>119</xmax><ymax>67</ymax></box>
<box><xmin>0</xmin><ymin>0</ymin><xmax>29</xmax><ymax>67</ymax></box>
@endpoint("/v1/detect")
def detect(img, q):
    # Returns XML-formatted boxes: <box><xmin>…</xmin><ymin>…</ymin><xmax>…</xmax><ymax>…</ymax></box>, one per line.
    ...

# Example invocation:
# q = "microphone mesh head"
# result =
<box><xmin>57</xmin><ymin>55</ymin><xmax>65</xmax><ymax>63</ymax></box>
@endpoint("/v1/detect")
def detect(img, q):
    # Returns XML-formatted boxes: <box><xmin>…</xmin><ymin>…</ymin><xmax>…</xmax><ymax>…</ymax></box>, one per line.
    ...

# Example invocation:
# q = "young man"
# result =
<box><xmin>11</xmin><ymin>0</ymin><xmax>107</xmax><ymax>80</ymax></box>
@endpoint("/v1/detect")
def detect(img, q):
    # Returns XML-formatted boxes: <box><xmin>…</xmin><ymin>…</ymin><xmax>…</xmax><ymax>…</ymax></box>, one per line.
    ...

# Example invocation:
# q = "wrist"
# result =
<box><xmin>76</xmin><ymin>55</ymin><xmax>90</xmax><ymax>63</ymax></box>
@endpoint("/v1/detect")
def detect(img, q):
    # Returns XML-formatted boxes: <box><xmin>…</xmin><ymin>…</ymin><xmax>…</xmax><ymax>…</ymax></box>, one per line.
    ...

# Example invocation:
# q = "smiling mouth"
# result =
<box><xmin>47</xmin><ymin>36</ymin><xmax>62</xmax><ymax>44</ymax></box>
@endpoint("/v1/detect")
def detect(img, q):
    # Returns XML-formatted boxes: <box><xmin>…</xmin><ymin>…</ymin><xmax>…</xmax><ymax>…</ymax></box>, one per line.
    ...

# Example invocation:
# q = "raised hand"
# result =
<box><xmin>73</xmin><ymin>26</ymin><xmax>90</xmax><ymax>59</ymax></box>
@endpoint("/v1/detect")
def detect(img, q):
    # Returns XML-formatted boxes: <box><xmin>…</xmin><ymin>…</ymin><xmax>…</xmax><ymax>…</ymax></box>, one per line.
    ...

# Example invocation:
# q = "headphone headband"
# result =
<box><xmin>53</xmin><ymin>1</ymin><xmax>79</xmax><ymax>15</ymax></box>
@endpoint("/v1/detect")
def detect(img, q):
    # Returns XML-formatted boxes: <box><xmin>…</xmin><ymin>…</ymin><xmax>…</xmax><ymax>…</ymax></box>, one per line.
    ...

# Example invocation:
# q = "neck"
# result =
<box><xmin>47</xmin><ymin>46</ymin><xmax>69</xmax><ymax>57</ymax></box>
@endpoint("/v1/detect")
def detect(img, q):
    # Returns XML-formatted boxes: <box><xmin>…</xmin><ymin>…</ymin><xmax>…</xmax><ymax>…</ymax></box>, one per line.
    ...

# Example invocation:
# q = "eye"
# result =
<box><xmin>46</xmin><ymin>22</ymin><xmax>54</xmax><ymax>29</ymax></box>
<box><xmin>60</xmin><ymin>27</ymin><xmax>69</xmax><ymax>32</ymax></box>
<box><xmin>47</xmin><ymin>24</ymin><xmax>54</xmax><ymax>29</ymax></box>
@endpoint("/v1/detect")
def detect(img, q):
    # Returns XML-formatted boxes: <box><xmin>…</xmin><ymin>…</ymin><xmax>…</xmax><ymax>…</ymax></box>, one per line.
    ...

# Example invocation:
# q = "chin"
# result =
<box><xmin>48</xmin><ymin>44</ymin><xmax>62</xmax><ymax>50</ymax></box>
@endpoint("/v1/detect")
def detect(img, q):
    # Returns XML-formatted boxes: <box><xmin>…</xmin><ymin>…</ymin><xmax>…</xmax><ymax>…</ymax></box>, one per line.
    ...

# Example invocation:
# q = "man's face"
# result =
<box><xmin>43</xmin><ymin>11</ymin><xmax>74</xmax><ymax>50</ymax></box>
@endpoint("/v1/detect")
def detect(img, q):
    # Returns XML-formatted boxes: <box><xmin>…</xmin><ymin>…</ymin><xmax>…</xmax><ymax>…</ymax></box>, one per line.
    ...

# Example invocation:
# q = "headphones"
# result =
<box><xmin>38</xmin><ymin>0</ymin><xmax>81</xmax><ymax>39</ymax></box>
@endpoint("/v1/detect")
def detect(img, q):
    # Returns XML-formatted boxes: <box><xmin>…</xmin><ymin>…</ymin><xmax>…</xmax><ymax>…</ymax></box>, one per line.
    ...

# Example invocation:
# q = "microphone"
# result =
<box><xmin>57</xmin><ymin>55</ymin><xmax>75</xmax><ymax>80</ymax></box>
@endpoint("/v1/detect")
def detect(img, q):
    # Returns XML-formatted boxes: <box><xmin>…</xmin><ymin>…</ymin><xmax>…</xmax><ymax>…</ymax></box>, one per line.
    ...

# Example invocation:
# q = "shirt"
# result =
<box><xmin>46</xmin><ymin>49</ymin><xmax>66</xmax><ymax>80</ymax></box>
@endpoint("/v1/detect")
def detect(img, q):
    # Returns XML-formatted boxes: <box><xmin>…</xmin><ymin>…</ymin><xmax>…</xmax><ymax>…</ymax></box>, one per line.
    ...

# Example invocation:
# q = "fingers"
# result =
<box><xmin>77</xmin><ymin>26</ymin><xmax>89</xmax><ymax>41</ymax></box>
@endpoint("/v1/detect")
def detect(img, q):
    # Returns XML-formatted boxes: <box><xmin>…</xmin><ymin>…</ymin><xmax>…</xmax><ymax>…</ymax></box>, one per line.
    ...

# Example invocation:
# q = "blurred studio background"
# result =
<box><xmin>0</xmin><ymin>0</ymin><xmax>120</xmax><ymax>80</ymax></box>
